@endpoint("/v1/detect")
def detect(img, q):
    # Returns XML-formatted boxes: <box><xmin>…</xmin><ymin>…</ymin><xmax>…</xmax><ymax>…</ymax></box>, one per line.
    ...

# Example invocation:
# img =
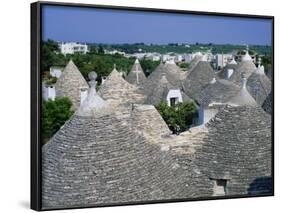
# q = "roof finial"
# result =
<box><xmin>242</xmin><ymin>45</ymin><xmax>252</xmax><ymax>62</ymax></box>
<box><xmin>113</xmin><ymin>63</ymin><xmax>116</xmax><ymax>70</ymax></box>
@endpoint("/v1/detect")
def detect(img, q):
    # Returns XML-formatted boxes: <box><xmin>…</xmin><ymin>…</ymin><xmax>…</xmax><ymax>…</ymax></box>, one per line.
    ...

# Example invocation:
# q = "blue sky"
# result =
<box><xmin>42</xmin><ymin>5</ymin><xmax>272</xmax><ymax>45</ymax></box>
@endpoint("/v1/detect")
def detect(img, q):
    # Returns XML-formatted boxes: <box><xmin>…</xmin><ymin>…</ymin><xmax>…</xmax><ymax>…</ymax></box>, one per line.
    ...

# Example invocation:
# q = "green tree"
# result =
<box><xmin>41</xmin><ymin>39</ymin><xmax>66</xmax><ymax>71</ymax></box>
<box><xmin>139</xmin><ymin>59</ymin><xmax>160</xmax><ymax>76</ymax></box>
<box><xmin>178</xmin><ymin>62</ymin><xmax>190</xmax><ymax>70</ymax></box>
<box><xmin>156</xmin><ymin>100</ymin><xmax>197</xmax><ymax>134</ymax></box>
<box><xmin>42</xmin><ymin>97</ymin><xmax>74</xmax><ymax>144</ymax></box>
<box><xmin>97</xmin><ymin>45</ymin><xmax>104</xmax><ymax>54</ymax></box>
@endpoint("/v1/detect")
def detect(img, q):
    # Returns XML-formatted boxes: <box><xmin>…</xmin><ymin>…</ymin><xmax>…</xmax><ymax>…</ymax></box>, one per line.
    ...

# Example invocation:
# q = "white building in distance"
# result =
<box><xmin>59</xmin><ymin>42</ymin><xmax>89</xmax><ymax>55</ymax></box>
<box><xmin>215</xmin><ymin>53</ymin><xmax>233</xmax><ymax>69</ymax></box>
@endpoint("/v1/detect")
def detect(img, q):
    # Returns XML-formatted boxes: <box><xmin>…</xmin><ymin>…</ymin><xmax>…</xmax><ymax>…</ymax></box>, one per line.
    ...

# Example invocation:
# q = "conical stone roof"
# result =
<box><xmin>188</xmin><ymin>54</ymin><xmax>203</xmax><ymax>71</ymax></box>
<box><xmin>266</xmin><ymin>68</ymin><xmax>272</xmax><ymax>80</ymax></box>
<box><xmin>131</xmin><ymin>104</ymin><xmax>172</xmax><ymax>142</ymax></box>
<box><xmin>229</xmin><ymin>60</ymin><xmax>256</xmax><ymax>84</ymax></box>
<box><xmin>55</xmin><ymin>60</ymin><xmax>89</xmax><ymax>109</ymax></box>
<box><xmin>198</xmin><ymin>79</ymin><xmax>240</xmax><ymax>106</ymax></box>
<box><xmin>145</xmin><ymin>75</ymin><xmax>192</xmax><ymax>106</ymax></box>
<box><xmin>125</xmin><ymin>59</ymin><xmax>147</xmax><ymax>86</ymax></box>
<box><xmin>98</xmin><ymin>67</ymin><xmax>146</xmax><ymax>106</ymax></box>
<box><xmin>262</xmin><ymin>91</ymin><xmax>272</xmax><ymax>114</ymax></box>
<box><xmin>42</xmin><ymin>97</ymin><xmax>201</xmax><ymax>209</ymax></box>
<box><xmin>246</xmin><ymin>70</ymin><xmax>272</xmax><ymax>105</ymax></box>
<box><xmin>146</xmin><ymin>62</ymin><xmax>184</xmax><ymax>88</ymax></box>
<box><xmin>194</xmin><ymin>105</ymin><xmax>272</xmax><ymax>196</ymax></box>
<box><xmin>227</xmin><ymin>76</ymin><xmax>257</xmax><ymax>107</ymax></box>
<box><xmin>183</xmin><ymin>61</ymin><xmax>215</xmax><ymax>101</ymax></box>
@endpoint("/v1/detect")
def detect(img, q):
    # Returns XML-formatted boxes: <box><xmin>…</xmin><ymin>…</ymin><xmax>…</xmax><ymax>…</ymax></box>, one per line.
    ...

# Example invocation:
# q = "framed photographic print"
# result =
<box><xmin>31</xmin><ymin>1</ymin><xmax>274</xmax><ymax>211</ymax></box>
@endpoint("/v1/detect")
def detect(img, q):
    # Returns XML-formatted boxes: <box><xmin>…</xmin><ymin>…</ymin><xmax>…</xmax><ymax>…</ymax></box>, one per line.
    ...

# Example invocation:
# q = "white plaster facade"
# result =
<box><xmin>184</xmin><ymin>53</ymin><xmax>193</xmax><ymax>63</ymax></box>
<box><xmin>80</xmin><ymin>87</ymin><xmax>89</xmax><ymax>105</ymax></box>
<box><xmin>42</xmin><ymin>84</ymin><xmax>56</xmax><ymax>101</ymax></box>
<box><xmin>215</xmin><ymin>54</ymin><xmax>232</xmax><ymax>69</ymax></box>
<box><xmin>198</xmin><ymin>105</ymin><xmax>219</xmax><ymax>125</ymax></box>
<box><xmin>166</xmin><ymin>89</ymin><xmax>183</xmax><ymax>106</ymax></box>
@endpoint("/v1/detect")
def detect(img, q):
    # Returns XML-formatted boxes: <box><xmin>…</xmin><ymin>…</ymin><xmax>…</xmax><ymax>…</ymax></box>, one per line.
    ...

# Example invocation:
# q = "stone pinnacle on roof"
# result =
<box><xmin>77</xmin><ymin>72</ymin><xmax>110</xmax><ymax>117</ymax></box>
<box><xmin>242</xmin><ymin>50</ymin><xmax>252</xmax><ymax>62</ymax></box>
<box><xmin>227</xmin><ymin>74</ymin><xmax>257</xmax><ymax>107</ymax></box>
<box><xmin>255</xmin><ymin>58</ymin><xmax>265</xmax><ymax>75</ymax></box>
<box><xmin>55</xmin><ymin>60</ymin><xmax>89</xmax><ymax>109</ymax></box>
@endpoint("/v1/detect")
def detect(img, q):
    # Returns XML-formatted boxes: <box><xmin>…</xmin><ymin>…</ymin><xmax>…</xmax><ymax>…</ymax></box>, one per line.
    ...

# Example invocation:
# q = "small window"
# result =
<box><xmin>170</xmin><ymin>97</ymin><xmax>177</xmax><ymax>107</ymax></box>
<box><xmin>212</xmin><ymin>179</ymin><xmax>227</xmax><ymax>196</ymax></box>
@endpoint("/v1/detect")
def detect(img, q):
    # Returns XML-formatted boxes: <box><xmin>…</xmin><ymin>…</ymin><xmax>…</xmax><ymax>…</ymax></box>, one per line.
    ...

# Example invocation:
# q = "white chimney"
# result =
<box><xmin>47</xmin><ymin>85</ymin><xmax>56</xmax><ymax>101</ymax></box>
<box><xmin>101</xmin><ymin>76</ymin><xmax>107</xmax><ymax>85</ymax></box>
<box><xmin>80</xmin><ymin>87</ymin><xmax>89</xmax><ymax>105</ymax></box>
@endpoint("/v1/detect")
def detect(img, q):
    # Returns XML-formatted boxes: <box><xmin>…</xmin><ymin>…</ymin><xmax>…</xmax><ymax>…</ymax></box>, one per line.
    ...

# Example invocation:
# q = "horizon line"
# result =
<box><xmin>43</xmin><ymin>39</ymin><xmax>272</xmax><ymax>47</ymax></box>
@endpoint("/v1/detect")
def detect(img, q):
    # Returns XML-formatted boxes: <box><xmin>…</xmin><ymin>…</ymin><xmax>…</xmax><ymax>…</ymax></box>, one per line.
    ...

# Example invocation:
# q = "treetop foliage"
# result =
<box><xmin>42</xmin><ymin>97</ymin><xmax>74</xmax><ymax>144</ymax></box>
<box><xmin>155</xmin><ymin>101</ymin><xmax>197</xmax><ymax>134</ymax></box>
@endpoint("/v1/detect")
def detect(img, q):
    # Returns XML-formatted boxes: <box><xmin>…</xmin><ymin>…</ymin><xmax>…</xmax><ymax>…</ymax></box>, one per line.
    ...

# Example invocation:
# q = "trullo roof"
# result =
<box><xmin>42</xmin><ymin>89</ymin><xmax>202</xmax><ymax>209</ymax></box>
<box><xmin>55</xmin><ymin>60</ymin><xmax>89</xmax><ymax>109</ymax></box>
<box><xmin>98</xmin><ymin>66</ymin><xmax>146</xmax><ymax>106</ymax></box>
<box><xmin>125</xmin><ymin>59</ymin><xmax>147</xmax><ymax>86</ymax></box>
<box><xmin>183</xmin><ymin>61</ymin><xmax>215</xmax><ymax>101</ymax></box>
<box><xmin>194</xmin><ymin>104</ymin><xmax>272</xmax><ymax>196</ymax></box>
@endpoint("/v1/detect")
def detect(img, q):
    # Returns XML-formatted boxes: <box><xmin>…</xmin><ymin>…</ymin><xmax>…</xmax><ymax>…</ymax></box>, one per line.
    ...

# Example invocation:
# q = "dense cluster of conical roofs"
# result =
<box><xmin>41</xmin><ymin>49</ymin><xmax>272</xmax><ymax>209</ymax></box>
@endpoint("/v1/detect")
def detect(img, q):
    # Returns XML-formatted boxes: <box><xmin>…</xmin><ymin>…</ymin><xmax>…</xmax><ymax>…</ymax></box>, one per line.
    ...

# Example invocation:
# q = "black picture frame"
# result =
<box><xmin>31</xmin><ymin>1</ymin><xmax>274</xmax><ymax>211</ymax></box>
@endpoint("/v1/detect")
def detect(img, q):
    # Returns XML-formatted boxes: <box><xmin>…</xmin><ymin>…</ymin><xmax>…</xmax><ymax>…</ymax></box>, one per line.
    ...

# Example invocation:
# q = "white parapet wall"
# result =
<box><xmin>198</xmin><ymin>106</ymin><xmax>219</xmax><ymax>125</ymax></box>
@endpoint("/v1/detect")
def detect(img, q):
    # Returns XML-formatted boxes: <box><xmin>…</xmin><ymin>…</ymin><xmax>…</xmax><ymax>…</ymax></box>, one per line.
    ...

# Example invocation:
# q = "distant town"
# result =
<box><xmin>57</xmin><ymin>41</ymin><xmax>272</xmax><ymax>66</ymax></box>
